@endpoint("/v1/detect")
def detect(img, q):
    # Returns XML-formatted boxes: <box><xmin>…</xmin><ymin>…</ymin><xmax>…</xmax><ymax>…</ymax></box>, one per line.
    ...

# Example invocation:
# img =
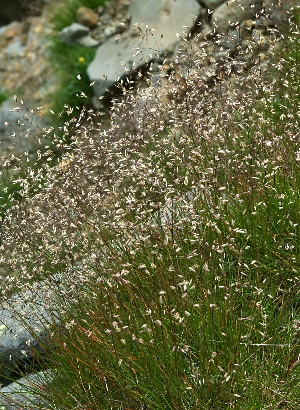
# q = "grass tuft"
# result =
<box><xmin>1</xmin><ymin>4</ymin><xmax>300</xmax><ymax>410</ymax></box>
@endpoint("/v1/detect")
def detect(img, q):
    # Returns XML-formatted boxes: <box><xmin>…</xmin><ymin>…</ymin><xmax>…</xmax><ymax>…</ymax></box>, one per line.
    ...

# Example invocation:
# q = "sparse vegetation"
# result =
<box><xmin>1</xmin><ymin>4</ymin><xmax>300</xmax><ymax>410</ymax></box>
<box><xmin>50</xmin><ymin>0</ymin><xmax>106</xmax><ymax>32</ymax></box>
<box><xmin>0</xmin><ymin>0</ymin><xmax>107</xmax><ymax>224</ymax></box>
<box><xmin>46</xmin><ymin>0</ymin><xmax>107</xmax><ymax>122</ymax></box>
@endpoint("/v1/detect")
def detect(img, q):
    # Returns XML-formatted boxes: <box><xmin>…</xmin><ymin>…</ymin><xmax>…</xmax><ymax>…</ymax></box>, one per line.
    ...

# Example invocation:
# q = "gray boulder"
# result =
<box><xmin>0</xmin><ymin>370</ymin><xmax>53</xmax><ymax>409</ymax></box>
<box><xmin>61</xmin><ymin>22</ymin><xmax>99</xmax><ymax>47</ymax></box>
<box><xmin>76</xmin><ymin>35</ymin><xmax>99</xmax><ymax>47</ymax></box>
<box><xmin>5</xmin><ymin>37</ymin><xmax>25</xmax><ymax>57</ymax></box>
<box><xmin>87</xmin><ymin>0</ymin><xmax>202</xmax><ymax>99</ymax></box>
<box><xmin>128</xmin><ymin>0</ymin><xmax>200</xmax><ymax>38</ymax></box>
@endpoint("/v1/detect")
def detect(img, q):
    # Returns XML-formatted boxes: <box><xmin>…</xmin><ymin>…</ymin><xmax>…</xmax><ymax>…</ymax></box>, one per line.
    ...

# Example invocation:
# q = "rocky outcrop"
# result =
<box><xmin>85</xmin><ymin>0</ymin><xmax>291</xmax><ymax>102</ymax></box>
<box><xmin>87</xmin><ymin>0</ymin><xmax>202</xmax><ymax>99</ymax></box>
<box><xmin>0</xmin><ymin>1</ymin><xmax>58</xmax><ymax>161</ymax></box>
<box><xmin>61</xmin><ymin>22</ymin><xmax>99</xmax><ymax>47</ymax></box>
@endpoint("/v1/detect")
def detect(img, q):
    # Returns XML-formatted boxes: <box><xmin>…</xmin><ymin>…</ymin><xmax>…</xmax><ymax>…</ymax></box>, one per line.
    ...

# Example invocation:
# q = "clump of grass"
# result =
<box><xmin>1</xmin><ymin>4</ymin><xmax>300</xmax><ymax>410</ymax></box>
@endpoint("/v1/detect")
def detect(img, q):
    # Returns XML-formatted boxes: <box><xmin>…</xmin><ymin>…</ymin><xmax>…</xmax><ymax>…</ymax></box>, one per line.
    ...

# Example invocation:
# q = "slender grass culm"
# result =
<box><xmin>1</xmin><ymin>3</ymin><xmax>300</xmax><ymax>410</ymax></box>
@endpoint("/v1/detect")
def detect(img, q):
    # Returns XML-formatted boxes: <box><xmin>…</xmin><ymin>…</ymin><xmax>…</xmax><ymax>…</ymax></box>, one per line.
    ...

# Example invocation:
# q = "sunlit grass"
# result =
<box><xmin>1</xmin><ymin>5</ymin><xmax>300</xmax><ymax>410</ymax></box>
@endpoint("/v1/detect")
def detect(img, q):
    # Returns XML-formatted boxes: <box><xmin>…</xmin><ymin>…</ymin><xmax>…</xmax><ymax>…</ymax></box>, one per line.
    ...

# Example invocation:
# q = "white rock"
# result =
<box><xmin>87</xmin><ymin>0</ymin><xmax>202</xmax><ymax>99</ymax></box>
<box><xmin>76</xmin><ymin>34</ymin><xmax>99</xmax><ymax>47</ymax></box>
<box><xmin>5</xmin><ymin>37</ymin><xmax>25</xmax><ymax>57</ymax></box>
<box><xmin>61</xmin><ymin>22</ymin><xmax>90</xmax><ymax>46</ymax></box>
<box><xmin>103</xmin><ymin>26</ymin><xmax>118</xmax><ymax>38</ymax></box>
